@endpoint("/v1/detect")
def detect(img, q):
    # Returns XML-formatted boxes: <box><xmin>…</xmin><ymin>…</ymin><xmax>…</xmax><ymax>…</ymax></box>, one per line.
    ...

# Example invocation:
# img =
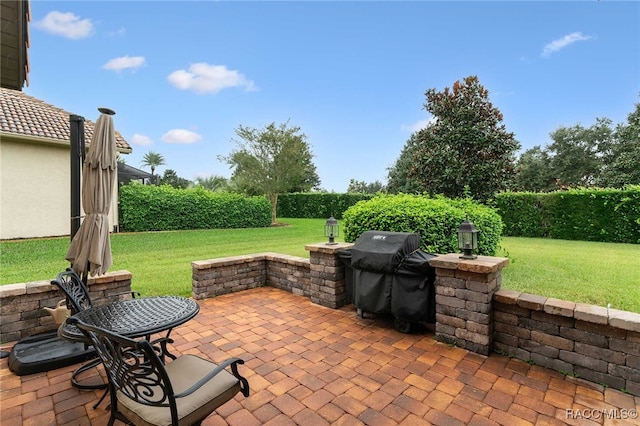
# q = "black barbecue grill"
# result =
<box><xmin>339</xmin><ymin>231</ymin><xmax>437</xmax><ymax>332</ymax></box>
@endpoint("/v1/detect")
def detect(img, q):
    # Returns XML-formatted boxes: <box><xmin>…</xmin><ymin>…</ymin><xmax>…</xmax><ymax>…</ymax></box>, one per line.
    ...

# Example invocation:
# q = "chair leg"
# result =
<box><xmin>71</xmin><ymin>358</ymin><xmax>108</xmax><ymax>391</ymax></box>
<box><xmin>93</xmin><ymin>388</ymin><xmax>109</xmax><ymax>409</ymax></box>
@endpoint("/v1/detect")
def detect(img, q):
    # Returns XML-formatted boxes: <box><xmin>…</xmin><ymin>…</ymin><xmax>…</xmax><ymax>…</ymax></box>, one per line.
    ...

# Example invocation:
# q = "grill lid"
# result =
<box><xmin>350</xmin><ymin>231</ymin><xmax>420</xmax><ymax>273</ymax></box>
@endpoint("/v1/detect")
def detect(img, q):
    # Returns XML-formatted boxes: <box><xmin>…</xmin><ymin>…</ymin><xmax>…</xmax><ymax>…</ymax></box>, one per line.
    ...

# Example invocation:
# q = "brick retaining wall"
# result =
<box><xmin>305</xmin><ymin>243</ymin><xmax>349</xmax><ymax>308</ymax></box>
<box><xmin>192</xmin><ymin>244</ymin><xmax>351</xmax><ymax>309</ymax></box>
<box><xmin>266</xmin><ymin>254</ymin><xmax>311</xmax><ymax>298</ymax></box>
<box><xmin>192</xmin><ymin>253</ymin><xmax>311</xmax><ymax>300</ymax></box>
<box><xmin>429</xmin><ymin>254</ymin><xmax>508</xmax><ymax>356</ymax></box>
<box><xmin>494</xmin><ymin>289</ymin><xmax>640</xmax><ymax>395</ymax></box>
<box><xmin>192</xmin><ymin>254</ymin><xmax>268</xmax><ymax>299</ymax></box>
<box><xmin>0</xmin><ymin>271</ymin><xmax>132</xmax><ymax>343</ymax></box>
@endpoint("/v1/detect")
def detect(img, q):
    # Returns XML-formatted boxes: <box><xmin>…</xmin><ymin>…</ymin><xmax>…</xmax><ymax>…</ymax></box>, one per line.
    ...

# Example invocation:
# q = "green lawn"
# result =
<box><xmin>0</xmin><ymin>219</ymin><xmax>333</xmax><ymax>297</ymax></box>
<box><xmin>2</xmin><ymin>219</ymin><xmax>639</xmax><ymax>312</ymax></box>
<box><xmin>498</xmin><ymin>237</ymin><xmax>640</xmax><ymax>313</ymax></box>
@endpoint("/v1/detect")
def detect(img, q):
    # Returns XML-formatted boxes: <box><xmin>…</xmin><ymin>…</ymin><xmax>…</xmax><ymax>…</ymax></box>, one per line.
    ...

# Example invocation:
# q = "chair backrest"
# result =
<box><xmin>51</xmin><ymin>268</ymin><xmax>92</xmax><ymax>315</ymax></box>
<box><xmin>70</xmin><ymin>317</ymin><xmax>179</xmax><ymax>420</ymax></box>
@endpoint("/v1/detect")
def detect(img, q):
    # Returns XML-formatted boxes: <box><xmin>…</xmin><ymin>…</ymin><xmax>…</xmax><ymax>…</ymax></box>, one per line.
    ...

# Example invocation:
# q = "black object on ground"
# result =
<box><xmin>8</xmin><ymin>331</ymin><xmax>95</xmax><ymax>376</ymax></box>
<box><xmin>339</xmin><ymin>231</ymin><xmax>437</xmax><ymax>333</ymax></box>
<box><xmin>337</xmin><ymin>249</ymin><xmax>355</xmax><ymax>303</ymax></box>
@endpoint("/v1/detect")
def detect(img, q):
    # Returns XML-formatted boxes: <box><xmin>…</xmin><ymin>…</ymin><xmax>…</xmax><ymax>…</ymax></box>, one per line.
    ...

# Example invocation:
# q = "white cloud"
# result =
<box><xmin>161</xmin><ymin>129</ymin><xmax>202</xmax><ymax>144</ymax></box>
<box><xmin>167</xmin><ymin>63</ymin><xmax>257</xmax><ymax>94</ymax></box>
<box><xmin>109</xmin><ymin>27</ymin><xmax>127</xmax><ymax>37</ymax></box>
<box><xmin>103</xmin><ymin>56</ymin><xmax>146</xmax><ymax>72</ymax></box>
<box><xmin>401</xmin><ymin>117</ymin><xmax>436</xmax><ymax>133</ymax></box>
<box><xmin>542</xmin><ymin>32</ymin><xmax>592</xmax><ymax>57</ymax></box>
<box><xmin>33</xmin><ymin>11</ymin><xmax>93</xmax><ymax>39</ymax></box>
<box><xmin>130</xmin><ymin>133</ymin><xmax>152</xmax><ymax>146</ymax></box>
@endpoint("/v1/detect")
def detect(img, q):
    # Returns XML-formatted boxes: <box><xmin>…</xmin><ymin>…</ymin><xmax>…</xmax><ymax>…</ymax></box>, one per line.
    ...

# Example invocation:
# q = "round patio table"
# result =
<box><xmin>59</xmin><ymin>296</ymin><xmax>199</xmax><ymax>341</ymax></box>
<box><xmin>58</xmin><ymin>296</ymin><xmax>199</xmax><ymax>402</ymax></box>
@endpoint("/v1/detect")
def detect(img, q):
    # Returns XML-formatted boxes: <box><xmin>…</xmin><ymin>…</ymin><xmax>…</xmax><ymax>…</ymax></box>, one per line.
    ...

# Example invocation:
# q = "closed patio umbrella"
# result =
<box><xmin>66</xmin><ymin>108</ymin><xmax>117</xmax><ymax>279</ymax></box>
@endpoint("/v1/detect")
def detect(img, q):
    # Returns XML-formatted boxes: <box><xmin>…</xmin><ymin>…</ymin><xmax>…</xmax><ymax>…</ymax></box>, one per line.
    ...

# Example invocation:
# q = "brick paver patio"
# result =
<box><xmin>1</xmin><ymin>287</ymin><xmax>639</xmax><ymax>425</ymax></box>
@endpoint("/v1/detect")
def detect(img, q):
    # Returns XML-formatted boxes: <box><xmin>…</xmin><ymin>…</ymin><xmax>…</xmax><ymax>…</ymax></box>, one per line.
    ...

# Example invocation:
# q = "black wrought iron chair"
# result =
<box><xmin>51</xmin><ymin>267</ymin><xmax>140</xmax><ymax>406</ymax></box>
<box><xmin>51</xmin><ymin>267</ymin><xmax>93</xmax><ymax>314</ymax></box>
<box><xmin>51</xmin><ymin>267</ymin><xmax>140</xmax><ymax>316</ymax></box>
<box><xmin>70</xmin><ymin>316</ymin><xmax>250</xmax><ymax>426</ymax></box>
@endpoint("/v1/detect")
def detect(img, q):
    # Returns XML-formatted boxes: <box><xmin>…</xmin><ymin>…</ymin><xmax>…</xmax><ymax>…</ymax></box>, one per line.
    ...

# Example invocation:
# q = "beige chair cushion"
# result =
<box><xmin>117</xmin><ymin>354</ymin><xmax>241</xmax><ymax>426</ymax></box>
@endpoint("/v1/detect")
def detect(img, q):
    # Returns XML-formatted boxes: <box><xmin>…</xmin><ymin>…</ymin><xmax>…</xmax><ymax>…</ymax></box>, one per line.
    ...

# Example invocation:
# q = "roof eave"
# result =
<box><xmin>0</xmin><ymin>132</ymin><xmax>133</xmax><ymax>154</ymax></box>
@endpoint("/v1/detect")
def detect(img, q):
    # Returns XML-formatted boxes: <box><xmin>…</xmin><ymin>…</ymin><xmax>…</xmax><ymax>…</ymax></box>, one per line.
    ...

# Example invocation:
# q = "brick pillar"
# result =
<box><xmin>305</xmin><ymin>242</ymin><xmax>353</xmax><ymax>309</ymax></box>
<box><xmin>428</xmin><ymin>254</ymin><xmax>509</xmax><ymax>356</ymax></box>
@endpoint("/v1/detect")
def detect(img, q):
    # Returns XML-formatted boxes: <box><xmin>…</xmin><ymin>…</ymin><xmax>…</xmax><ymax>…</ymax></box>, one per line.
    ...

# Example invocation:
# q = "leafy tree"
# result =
<box><xmin>599</xmin><ymin>100</ymin><xmax>640</xmax><ymax>187</ymax></box>
<box><xmin>194</xmin><ymin>175</ymin><xmax>230</xmax><ymax>192</ymax></box>
<box><xmin>391</xmin><ymin>76</ymin><xmax>520</xmax><ymax>202</ymax></box>
<box><xmin>227</xmin><ymin>172</ymin><xmax>262</xmax><ymax>197</ymax></box>
<box><xmin>220</xmin><ymin>121</ymin><xmax>320</xmax><ymax>224</ymax></box>
<box><xmin>158</xmin><ymin>169</ymin><xmax>192</xmax><ymax>189</ymax></box>
<box><xmin>511</xmin><ymin>96</ymin><xmax>639</xmax><ymax>190</ymax></box>
<box><xmin>547</xmin><ymin>118</ymin><xmax>613</xmax><ymax>188</ymax></box>
<box><xmin>347</xmin><ymin>179</ymin><xmax>385</xmax><ymax>194</ymax></box>
<box><xmin>141</xmin><ymin>151</ymin><xmax>166</xmax><ymax>185</ymax></box>
<box><xmin>511</xmin><ymin>146</ymin><xmax>556</xmax><ymax>192</ymax></box>
<box><xmin>386</xmin><ymin>133</ymin><xmax>426</xmax><ymax>194</ymax></box>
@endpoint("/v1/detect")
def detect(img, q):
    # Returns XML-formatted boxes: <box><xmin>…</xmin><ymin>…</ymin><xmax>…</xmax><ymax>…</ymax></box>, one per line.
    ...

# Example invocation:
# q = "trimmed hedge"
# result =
<box><xmin>493</xmin><ymin>192</ymin><xmax>546</xmax><ymax>238</ymax></box>
<box><xmin>276</xmin><ymin>192</ymin><xmax>375</xmax><ymax>219</ymax></box>
<box><xmin>342</xmin><ymin>194</ymin><xmax>503</xmax><ymax>256</ymax></box>
<box><xmin>119</xmin><ymin>184</ymin><xmax>271</xmax><ymax>232</ymax></box>
<box><xmin>495</xmin><ymin>187</ymin><xmax>640</xmax><ymax>243</ymax></box>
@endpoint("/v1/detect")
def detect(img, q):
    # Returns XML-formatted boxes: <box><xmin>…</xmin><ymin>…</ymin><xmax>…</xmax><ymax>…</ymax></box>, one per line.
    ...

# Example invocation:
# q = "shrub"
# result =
<box><xmin>119</xmin><ymin>184</ymin><xmax>271</xmax><ymax>232</ymax></box>
<box><xmin>276</xmin><ymin>192</ymin><xmax>374</xmax><ymax>219</ymax></box>
<box><xmin>495</xmin><ymin>187</ymin><xmax>640</xmax><ymax>243</ymax></box>
<box><xmin>342</xmin><ymin>194</ymin><xmax>503</xmax><ymax>255</ymax></box>
<box><xmin>493</xmin><ymin>192</ymin><xmax>546</xmax><ymax>237</ymax></box>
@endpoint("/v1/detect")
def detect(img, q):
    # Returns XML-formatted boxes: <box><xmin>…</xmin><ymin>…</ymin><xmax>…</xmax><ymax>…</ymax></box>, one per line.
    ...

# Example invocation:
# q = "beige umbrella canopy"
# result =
<box><xmin>66</xmin><ymin>108</ymin><xmax>117</xmax><ymax>277</ymax></box>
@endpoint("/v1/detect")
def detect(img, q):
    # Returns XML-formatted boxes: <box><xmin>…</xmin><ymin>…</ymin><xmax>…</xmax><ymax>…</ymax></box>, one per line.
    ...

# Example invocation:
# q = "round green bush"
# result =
<box><xmin>342</xmin><ymin>194</ymin><xmax>503</xmax><ymax>255</ymax></box>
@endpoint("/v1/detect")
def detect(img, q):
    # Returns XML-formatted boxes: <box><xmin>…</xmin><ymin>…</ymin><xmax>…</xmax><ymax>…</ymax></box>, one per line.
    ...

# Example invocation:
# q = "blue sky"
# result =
<box><xmin>25</xmin><ymin>1</ymin><xmax>640</xmax><ymax>192</ymax></box>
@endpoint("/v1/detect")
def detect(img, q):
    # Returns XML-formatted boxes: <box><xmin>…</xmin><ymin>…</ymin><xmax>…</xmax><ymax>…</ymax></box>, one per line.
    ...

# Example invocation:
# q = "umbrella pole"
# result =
<box><xmin>69</xmin><ymin>114</ymin><xmax>85</xmax><ymax>241</ymax></box>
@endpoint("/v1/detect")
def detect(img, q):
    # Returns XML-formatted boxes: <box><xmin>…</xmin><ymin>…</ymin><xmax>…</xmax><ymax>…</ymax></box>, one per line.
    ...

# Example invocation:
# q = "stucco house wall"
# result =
<box><xmin>0</xmin><ymin>137</ymin><xmax>119</xmax><ymax>239</ymax></box>
<box><xmin>0</xmin><ymin>87</ymin><xmax>131</xmax><ymax>240</ymax></box>
<box><xmin>1</xmin><ymin>138</ymin><xmax>70</xmax><ymax>239</ymax></box>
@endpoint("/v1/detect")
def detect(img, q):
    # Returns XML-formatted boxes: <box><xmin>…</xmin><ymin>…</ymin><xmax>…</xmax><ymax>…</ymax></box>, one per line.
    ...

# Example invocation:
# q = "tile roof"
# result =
<box><xmin>0</xmin><ymin>87</ymin><xmax>131</xmax><ymax>152</ymax></box>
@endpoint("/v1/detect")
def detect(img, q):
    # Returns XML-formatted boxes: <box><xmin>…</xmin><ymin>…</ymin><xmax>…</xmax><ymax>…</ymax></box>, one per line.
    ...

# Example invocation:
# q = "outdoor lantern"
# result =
<box><xmin>324</xmin><ymin>216</ymin><xmax>339</xmax><ymax>245</ymax></box>
<box><xmin>458</xmin><ymin>218</ymin><xmax>479</xmax><ymax>260</ymax></box>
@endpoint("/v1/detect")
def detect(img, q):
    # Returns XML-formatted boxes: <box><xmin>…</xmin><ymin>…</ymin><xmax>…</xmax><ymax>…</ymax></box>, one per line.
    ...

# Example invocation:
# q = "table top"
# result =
<box><xmin>59</xmin><ymin>296</ymin><xmax>199</xmax><ymax>341</ymax></box>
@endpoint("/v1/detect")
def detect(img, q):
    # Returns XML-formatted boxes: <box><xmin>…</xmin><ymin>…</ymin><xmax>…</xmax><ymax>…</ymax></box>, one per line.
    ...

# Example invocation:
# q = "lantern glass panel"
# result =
<box><xmin>324</xmin><ymin>222</ymin><xmax>338</xmax><ymax>237</ymax></box>
<box><xmin>324</xmin><ymin>216</ymin><xmax>339</xmax><ymax>244</ymax></box>
<box><xmin>458</xmin><ymin>230</ymin><xmax>477</xmax><ymax>250</ymax></box>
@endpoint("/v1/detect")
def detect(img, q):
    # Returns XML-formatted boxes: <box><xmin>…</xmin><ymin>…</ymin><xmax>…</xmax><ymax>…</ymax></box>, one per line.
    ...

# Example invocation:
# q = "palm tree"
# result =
<box><xmin>194</xmin><ymin>175</ymin><xmax>229</xmax><ymax>192</ymax></box>
<box><xmin>141</xmin><ymin>151</ymin><xmax>166</xmax><ymax>185</ymax></box>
